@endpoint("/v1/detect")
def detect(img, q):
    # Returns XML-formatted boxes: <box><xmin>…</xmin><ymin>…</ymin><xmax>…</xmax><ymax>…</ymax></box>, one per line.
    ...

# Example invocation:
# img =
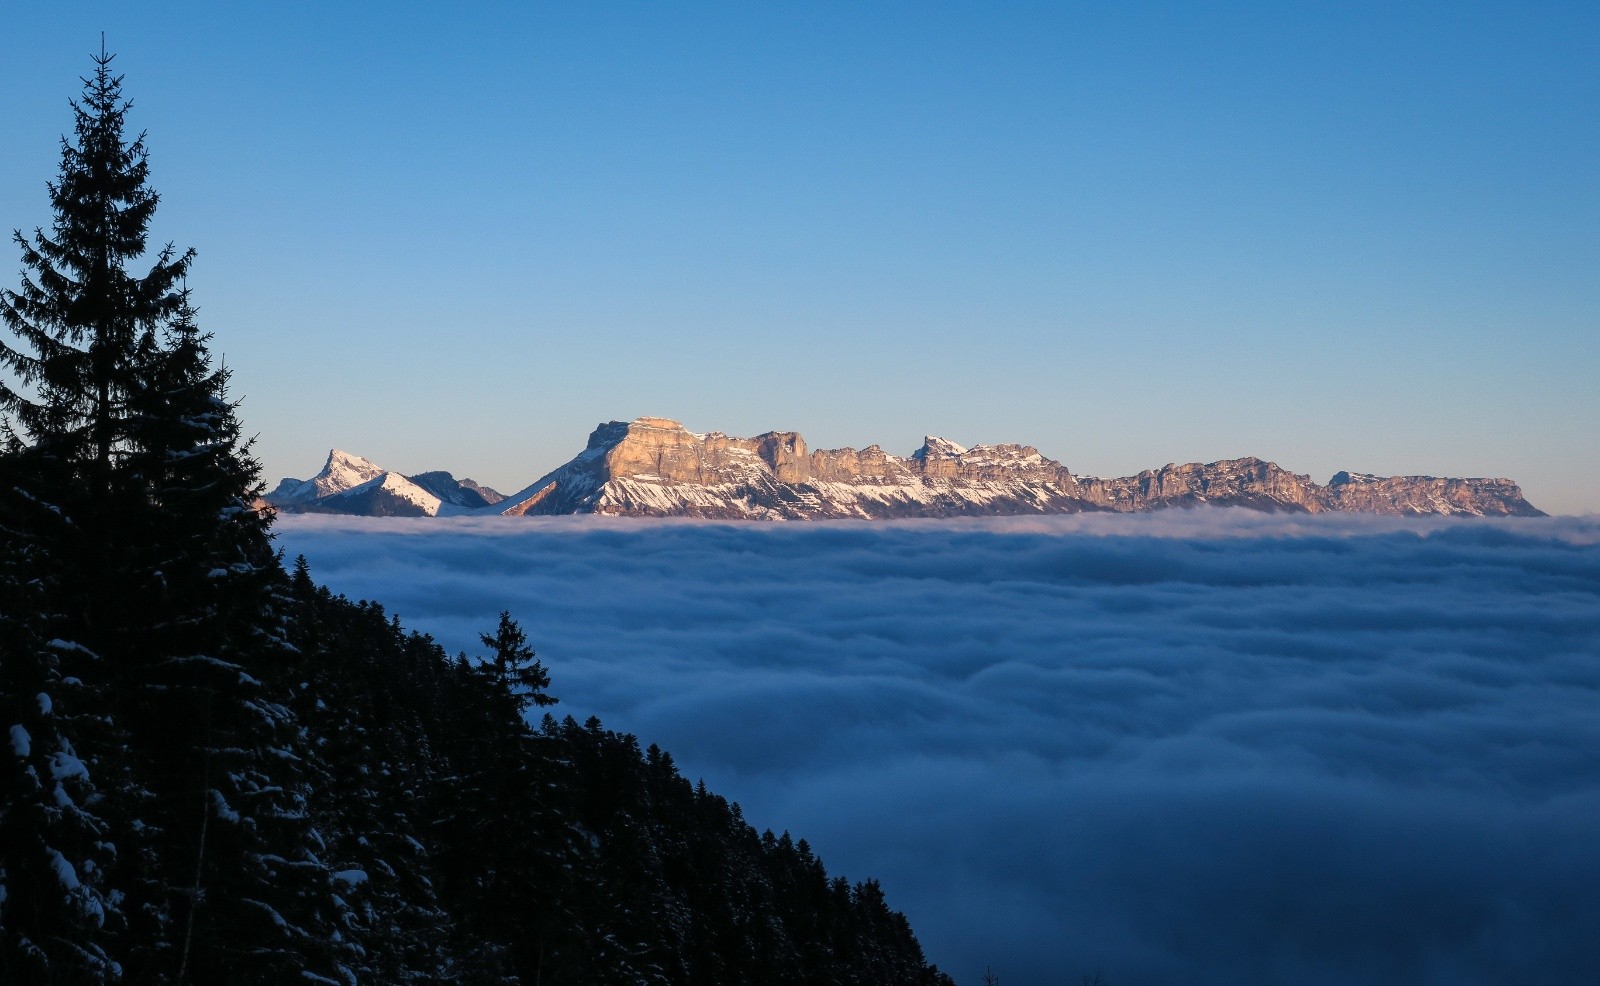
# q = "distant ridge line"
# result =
<box><xmin>267</xmin><ymin>417</ymin><xmax>1544</xmax><ymax>520</ymax></box>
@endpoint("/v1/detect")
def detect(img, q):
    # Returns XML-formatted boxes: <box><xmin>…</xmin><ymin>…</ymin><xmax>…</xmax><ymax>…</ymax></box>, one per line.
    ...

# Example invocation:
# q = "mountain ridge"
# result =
<box><xmin>269</xmin><ymin>417</ymin><xmax>1545</xmax><ymax>519</ymax></box>
<box><xmin>269</xmin><ymin>450</ymin><xmax>505</xmax><ymax>517</ymax></box>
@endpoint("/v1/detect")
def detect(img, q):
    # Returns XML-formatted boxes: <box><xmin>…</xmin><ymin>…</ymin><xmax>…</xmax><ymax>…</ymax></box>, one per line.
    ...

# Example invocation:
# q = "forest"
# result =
<box><xmin>0</xmin><ymin>51</ymin><xmax>954</xmax><ymax>985</ymax></box>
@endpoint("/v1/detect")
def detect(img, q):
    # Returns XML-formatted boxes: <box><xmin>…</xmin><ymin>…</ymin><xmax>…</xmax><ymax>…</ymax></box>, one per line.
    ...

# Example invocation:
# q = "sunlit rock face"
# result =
<box><xmin>494</xmin><ymin>417</ymin><xmax>1544</xmax><ymax>519</ymax></box>
<box><xmin>1078</xmin><ymin>458</ymin><xmax>1326</xmax><ymax>513</ymax></box>
<box><xmin>1321</xmin><ymin>470</ymin><xmax>1536</xmax><ymax>515</ymax></box>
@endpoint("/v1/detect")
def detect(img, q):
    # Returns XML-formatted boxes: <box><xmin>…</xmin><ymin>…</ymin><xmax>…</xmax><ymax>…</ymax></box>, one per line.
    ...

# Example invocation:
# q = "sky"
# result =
<box><xmin>2</xmin><ymin>3</ymin><xmax>1597</xmax><ymax>514</ymax></box>
<box><xmin>276</xmin><ymin>512</ymin><xmax>1600</xmax><ymax>985</ymax></box>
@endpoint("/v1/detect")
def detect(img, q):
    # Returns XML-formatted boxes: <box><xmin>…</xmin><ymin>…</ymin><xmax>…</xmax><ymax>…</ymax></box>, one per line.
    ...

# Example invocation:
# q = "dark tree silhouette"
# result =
<box><xmin>1</xmin><ymin>47</ymin><xmax>346</xmax><ymax>984</ymax></box>
<box><xmin>481</xmin><ymin>609</ymin><xmax>558</xmax><ymax>713</ymax></box>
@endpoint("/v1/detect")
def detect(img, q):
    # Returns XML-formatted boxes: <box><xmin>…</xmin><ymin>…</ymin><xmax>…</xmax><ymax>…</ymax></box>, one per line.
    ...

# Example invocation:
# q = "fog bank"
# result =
<box><xmin>277</xmin><ymin>512</ymin><xmax>1600</xmax><ymax>985</ymax></box>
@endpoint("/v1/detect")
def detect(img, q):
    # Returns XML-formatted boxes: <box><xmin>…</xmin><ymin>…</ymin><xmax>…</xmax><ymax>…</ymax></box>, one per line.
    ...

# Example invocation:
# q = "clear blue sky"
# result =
<box><xmin>4</xmin><ymin>2</ymin><xmax>1596</xmax><ymax>513</ymax></box>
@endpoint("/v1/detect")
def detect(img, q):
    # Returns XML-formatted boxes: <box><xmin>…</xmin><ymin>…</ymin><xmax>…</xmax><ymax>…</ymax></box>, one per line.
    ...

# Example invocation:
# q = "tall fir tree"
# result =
<box><xmin>1</xmin><ymin>48</ymin><xmax>347</xmax><ymax>984</ymax></box>
<box><xmin>0</xmin><ymin>45</ymin><xmax>187</xmax><ymax>984</ymax></box>
<box><xmin>0</xmin><ymin>44</ymin><xmax>190</xmax><ymax>503</ymax></box>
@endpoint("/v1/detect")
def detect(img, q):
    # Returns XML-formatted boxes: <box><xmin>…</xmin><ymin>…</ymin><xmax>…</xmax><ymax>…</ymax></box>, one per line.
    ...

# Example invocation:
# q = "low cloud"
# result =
<box><xmin>277</xmin><ymin>512</ymin><xmax>1600</xmax><ymax>985</ymax></box>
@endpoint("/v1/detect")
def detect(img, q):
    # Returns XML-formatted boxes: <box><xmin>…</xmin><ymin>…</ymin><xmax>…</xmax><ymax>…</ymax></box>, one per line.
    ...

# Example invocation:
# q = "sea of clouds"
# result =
<box><xmin>276</xmin><ymin>511</ymin><xmax>1600</xmax><ymax>986</ymax></box>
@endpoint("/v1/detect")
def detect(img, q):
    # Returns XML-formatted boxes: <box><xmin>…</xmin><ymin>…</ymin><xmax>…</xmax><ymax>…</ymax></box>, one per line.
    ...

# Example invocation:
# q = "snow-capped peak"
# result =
<box><xmin>913</xmin><ymin>436</ymin><xmax>969</xmax><ymax>459</ymax></box>
<box><xmin>268</xmin><ymin>449</ymin><xmax>388</xmax><ymax>504</ymax></box>
<box><xmin>268</xmin><ymin>450</ymin><xmax>508</xmax><ymax>516</ymax></box>
<box><xmin>322</xmin><ymin>449</ymin><xmax>386</xmax><ymax>490</ymax></box>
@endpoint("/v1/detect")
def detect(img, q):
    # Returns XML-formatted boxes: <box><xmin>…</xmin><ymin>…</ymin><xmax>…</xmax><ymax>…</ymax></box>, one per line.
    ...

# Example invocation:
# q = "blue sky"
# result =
<box><xmin>4</xmin><ymin>3</ymin><xmax>1597</xmax><ymax>512</ymax></box>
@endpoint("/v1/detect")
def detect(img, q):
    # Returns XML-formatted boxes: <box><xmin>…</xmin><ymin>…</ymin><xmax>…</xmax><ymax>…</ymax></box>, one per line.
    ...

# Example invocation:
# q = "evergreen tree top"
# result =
<box><xmin>1</xmin><ymin>45</ymin><xmax>191</xmax><ymax>472</ymax></box>
<box><xmin>51</xmin><ymin>49</ymin><xmax>160</xmax><ymax>267</ymax></box>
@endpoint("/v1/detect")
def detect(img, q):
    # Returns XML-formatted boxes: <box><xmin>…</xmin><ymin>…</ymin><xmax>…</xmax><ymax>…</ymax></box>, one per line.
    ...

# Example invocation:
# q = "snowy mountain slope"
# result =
<box><xmin>318</xmin><ymin>472</ymin><xmax>443</xmax><ymax>517</ymax></box>
<box><xmin>267</xmin><ymin>451</ymin><xmax>504</xmax><ymax>517</ymax></box>
<box><xmin>268</xmin><ymin>449</ymin><xmax>387</xmax><ymax>503</ymax></box>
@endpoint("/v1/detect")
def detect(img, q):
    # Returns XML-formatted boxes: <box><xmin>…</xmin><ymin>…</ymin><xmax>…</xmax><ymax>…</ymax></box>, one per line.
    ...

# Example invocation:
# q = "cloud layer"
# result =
<box><xmin>276</xmin><ymin>512</ymin><xmax>1600</xmax><ymax>985</ymax></box>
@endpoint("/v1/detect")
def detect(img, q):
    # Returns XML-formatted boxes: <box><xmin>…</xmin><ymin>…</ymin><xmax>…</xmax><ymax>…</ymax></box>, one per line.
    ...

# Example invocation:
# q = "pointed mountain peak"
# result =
<box><xmin>318</xmin><ymin>449</ymin><xmax>387</xmax><ymax>493</ymax></box>
<box><xmin>269</xmin><ymin>450</ymin><xmax>508</xmax><ymax>515</ymax></box>
<box><xmin>268</xmin><ymin>449</ymin><xmax>389</xmax><ymax>505</ymax></box>
<box><xmin>325</xmin><ymin>448</ymin><xmax>381</xmax><ymax>471</ymax></box>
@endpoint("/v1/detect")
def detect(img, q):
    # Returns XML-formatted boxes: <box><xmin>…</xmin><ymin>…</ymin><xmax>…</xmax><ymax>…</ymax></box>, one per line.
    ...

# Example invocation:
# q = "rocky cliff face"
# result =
<box><xmin>1079</xmin><ymin>457</ymin><xmax>1327</xmax><ymax>513</ymax></box>
<box><xmin>1320</xmin><ymin>470</ymin><xmax>1535</xmax><ymax>515</ymax></box>
<box><xmin>494</xmin><ymin>418</ymin><xmax>1544</xmax><ymax>519</ymax></box>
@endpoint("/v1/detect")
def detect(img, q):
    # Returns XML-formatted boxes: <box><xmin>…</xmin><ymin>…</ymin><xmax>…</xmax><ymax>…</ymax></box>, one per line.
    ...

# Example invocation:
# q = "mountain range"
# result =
<box><xmin>267</xmin><ymin>416</ymin><xmax>1544</xmax><ymax>519</ymax></box>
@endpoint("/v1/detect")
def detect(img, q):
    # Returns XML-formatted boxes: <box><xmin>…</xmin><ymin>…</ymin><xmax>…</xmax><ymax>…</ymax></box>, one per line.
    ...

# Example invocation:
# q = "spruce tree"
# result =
<box><xmin>481</xmin><ymin>610</ymin><xmax>558</xmax><ymax>714</ymax></box>
<box><xmin>430</xmin><ymin>614</ymin><xmax>567</xmax><ymax>981</ymax></box>
<box><xmin>2</xmin><ymin>48</ymin><xmax>348</xmax><ymax>984</ymax></box>
<box><xmin>0</xmin><ymin>44</ymin><xmax>185</xmax><ymax>984</ymax></box>
<box><xmin>0</xmin><ymin>45</ymin><xmax>190</xmax><ymax>505</ymax></box>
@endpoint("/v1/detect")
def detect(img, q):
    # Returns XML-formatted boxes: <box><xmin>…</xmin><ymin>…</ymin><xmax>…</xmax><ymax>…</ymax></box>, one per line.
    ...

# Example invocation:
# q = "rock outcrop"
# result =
<box><xmin>492</xmin><ymin>418</ymin><xmax>1544</xmax><ymax>519</ymax></box>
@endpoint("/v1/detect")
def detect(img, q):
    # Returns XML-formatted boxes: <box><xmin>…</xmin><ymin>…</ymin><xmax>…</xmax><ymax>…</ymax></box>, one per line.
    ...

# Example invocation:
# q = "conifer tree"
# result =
<box><xmin>430</xmin><ymin>614</ymin><xmax>568</xmax><ymax>981</ymax></box>
<box><xmin>0</xmin><ymin>44</ymin><xmax>184</xmax><ymax>984</ymax></box>
<box><xmin>2</xmin><ymin>48</ymin><xmax>347</xmax><ymax>984</ymax></box>
<box><xmin>481</xmin><ymin>610</ymin><xmax>558</xmax><ymax>713</ymax></box>
<box><xmin>0</xmin><ymin>44</ymin><xmax>190</xmax><ymax>507</ymax></box>
<box><xmin>0</xmin><ymin>50</ymin><xmax>193</xmax><ymax>840</ymax></box>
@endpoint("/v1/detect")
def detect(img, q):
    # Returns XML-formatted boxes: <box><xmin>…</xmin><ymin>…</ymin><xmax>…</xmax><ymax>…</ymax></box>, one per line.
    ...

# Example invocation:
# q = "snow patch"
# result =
<box><xmin>210</xmin><ymin>789</ymin><xmax>241</xmax><ymax>823</ymax></box>
<box><xmin>331</xmin><ymin>869</ymin><xmax>369</xmax><ymax>887</ymax></box>
<box><xmin>47</xmin><ymin>849</ymin><xmax>80</xmax><ymax>890</ymax></box>
<box><xmin>46</xmin><ymin>639</ymin><xmax>100</xmax><ymax>660</ymax></box>
<box><xmin>50</xmin><ymin>750</ymin><xmax>89</xmax><ymax>783</ymax></box>
<box><xmin>9</xmin><ymin>725</ymin><xmax>31</xmax><ymax>758</ymax></box>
